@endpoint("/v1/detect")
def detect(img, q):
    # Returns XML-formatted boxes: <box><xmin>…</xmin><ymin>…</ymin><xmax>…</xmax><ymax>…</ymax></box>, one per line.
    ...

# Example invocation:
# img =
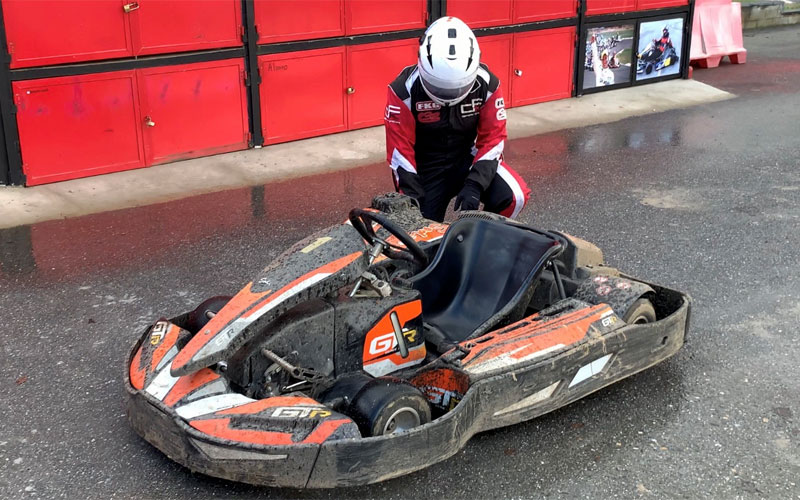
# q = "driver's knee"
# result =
<box><xmin>482</xmin><ymin>164</ymin><xmax>531</xmax><ymax>219</ymax></box>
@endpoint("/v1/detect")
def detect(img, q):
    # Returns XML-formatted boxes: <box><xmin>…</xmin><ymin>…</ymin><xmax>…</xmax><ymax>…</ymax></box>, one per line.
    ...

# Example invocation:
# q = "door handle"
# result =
<box><xmin>144</xmin><ymin>116</ymin><xmax>155</xmax><ymax>127</ymax></box>
<box><xmin>123</xmin><ymin>2</ymin><xmax>140</xmax><ymax>13</ymax></box>
<box><xmin>346</xmin><ymin>87</ymin><xmax>356</xmax><ymax>95</ymax></box>
<box><xmin>514</xmin><ymin>69</ymin><xmax>523</xmax><ymax>77</ymax></box>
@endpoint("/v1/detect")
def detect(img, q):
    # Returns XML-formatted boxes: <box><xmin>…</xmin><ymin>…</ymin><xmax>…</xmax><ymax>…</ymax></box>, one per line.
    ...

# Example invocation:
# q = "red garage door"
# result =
<box><xmin>447</xmin><ymin>0</ymin><xmax>513</xmax><ymax>29</ymax></box>
<box><xmin>255</xmin><ymin>0</ymin><xmax>345</xmax><ymax>44</ymax></box>
<box><xmin>4</xmin><ymin>0</ymin><xmax>133</xmax><ymax>68</ymax></box>
<box><xmin>513</xmin><ymin>0</ymin><xmax>577</xmax><ymax>23</ymax></box>
<box><xmin>511</xmin><ymin>27</ymin><xmax>576</xmax><ymax>107</ymax></box>
<box><xmin>138</xmin><ymin>60</ymin><xmax>249</xmax><ymax>165</ymax></box>
<box><xmin>14</xmin><ymin>71</ymin><xmax>145</xmax><ymax>185</ymax></box>
<box><xmin>637</xmin><ymin>0</ymin><xmax>688</xmax><ymax>10</ymax></box>
<box><xmin>478</xmin><ymin>34</ymin><xmax>513</xmax><ymax>106</ymax></box>
<box><xmin>346</xmin><ymin>39</ymin><xmax>419</xmax><ymax>129</ymax></box>
<box><xmin>586</xmin><ymin>0</ymin><xmax>636</xmax><ymax>15</ymax></box>
<box><xmin>346</xmin><ymin>0</ymin><xmax>427</xmax><ymax>35</ymax></box>
<box><xmin>131</xmin><ymin>0</ymin><xmax>242</xmax><ymax>56</ymax></box>
<box><xmin>260</xmin><ymin>48</ymin><xmax>348</xmax><ymax>144</ymax></box>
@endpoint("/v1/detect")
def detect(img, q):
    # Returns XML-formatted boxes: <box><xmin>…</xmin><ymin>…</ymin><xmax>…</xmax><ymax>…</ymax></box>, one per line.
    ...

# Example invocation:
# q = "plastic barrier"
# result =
<box><xmin>690</xmin><ymin>0</ymin><xmax>747</xmax><ymax>68</ymax></box>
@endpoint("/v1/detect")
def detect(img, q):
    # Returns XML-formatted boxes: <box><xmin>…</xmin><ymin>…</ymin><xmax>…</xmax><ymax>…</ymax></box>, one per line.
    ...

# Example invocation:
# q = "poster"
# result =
<box><xmin>636</xmin><ymin>17</ymin><xmax>685</xmax><ymax>81</ymax></box>
<box><xmin>583</xmin><ymin>23</ymin><xmax>635</xmax><ymax>91</ymax></box>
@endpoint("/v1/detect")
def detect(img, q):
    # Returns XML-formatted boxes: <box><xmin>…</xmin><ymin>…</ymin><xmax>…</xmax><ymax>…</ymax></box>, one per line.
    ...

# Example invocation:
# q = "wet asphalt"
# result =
<box><xmin>1</xmin><ymin>26</ymin><xmax>799</xmax><ymax>500</ymax></box>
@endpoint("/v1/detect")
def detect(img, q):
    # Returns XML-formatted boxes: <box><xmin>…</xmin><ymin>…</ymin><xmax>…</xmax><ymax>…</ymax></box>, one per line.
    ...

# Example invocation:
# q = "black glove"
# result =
<box><xmin>454</xmin><ymin>180</ymin><xmax>482</xmax><ymax>211</ymax></box>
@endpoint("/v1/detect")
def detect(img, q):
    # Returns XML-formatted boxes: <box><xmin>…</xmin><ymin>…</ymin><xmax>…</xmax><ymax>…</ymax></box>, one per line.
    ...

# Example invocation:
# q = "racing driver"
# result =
<box><xmin>384</xmin><ymin>16</ymin><xmax>530</xmax><ymax>222</ymax></box>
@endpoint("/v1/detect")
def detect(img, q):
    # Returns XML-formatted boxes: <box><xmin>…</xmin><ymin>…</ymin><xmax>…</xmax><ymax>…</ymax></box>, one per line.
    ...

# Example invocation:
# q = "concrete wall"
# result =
<box><xmin>739</xmin><ymin>1</ymin><xmax>800</xmax><ymax>29</ymax></box>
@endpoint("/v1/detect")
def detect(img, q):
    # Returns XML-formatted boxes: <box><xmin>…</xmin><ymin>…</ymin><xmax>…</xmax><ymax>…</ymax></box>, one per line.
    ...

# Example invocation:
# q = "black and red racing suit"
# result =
<box><xmin>385</xmin><ymin>63</ymin><xmax>530</xmax><ymax>222</ymax></box>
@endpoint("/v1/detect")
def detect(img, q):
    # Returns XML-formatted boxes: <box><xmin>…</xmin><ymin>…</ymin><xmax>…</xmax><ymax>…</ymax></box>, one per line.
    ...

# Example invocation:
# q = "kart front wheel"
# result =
<box><xmin>622</xmin><ymin>298</ymin><xmax>656</xmax><ymax>325</ymax></box>
<box><xmin>187</xmin><ymin>296</ymin><xmax>232</xmax><ymax>333</ymax></box>
<box><xmin>350</xmin><ymin>378</ymin><xmax>432</xmax><ymax>437</ymax></box>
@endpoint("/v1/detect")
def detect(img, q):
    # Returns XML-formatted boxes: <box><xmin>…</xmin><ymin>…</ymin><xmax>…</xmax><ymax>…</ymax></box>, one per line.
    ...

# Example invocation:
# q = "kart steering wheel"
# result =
<box><xmin>348</xmin><ymin>209</ymin><xmax>429</xmax><ymax>267</ymax></box>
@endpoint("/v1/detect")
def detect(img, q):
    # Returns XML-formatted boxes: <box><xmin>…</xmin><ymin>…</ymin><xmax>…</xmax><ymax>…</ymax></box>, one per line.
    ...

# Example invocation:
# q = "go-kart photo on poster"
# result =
<box><xmin>583</xmin><ymin>23</ymin><xmax>635</xmax><ymax>91</ymax></box>
<box><xmin>636</xmin><ymin>17</ymin><xmax>684</xmax><ymax>81</ymax></box>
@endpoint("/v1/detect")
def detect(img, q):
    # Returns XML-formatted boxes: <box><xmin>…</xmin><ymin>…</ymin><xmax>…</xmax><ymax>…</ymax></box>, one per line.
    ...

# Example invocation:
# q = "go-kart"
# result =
<box><xmin>125</xmin><ymin>193</ymin><xmax>690</xmax><ymax>488</ymax></box>
<box><xmin>637</xmin><ymin>41</ymin><xmax>680</xmax><ymax>75</ymax></box>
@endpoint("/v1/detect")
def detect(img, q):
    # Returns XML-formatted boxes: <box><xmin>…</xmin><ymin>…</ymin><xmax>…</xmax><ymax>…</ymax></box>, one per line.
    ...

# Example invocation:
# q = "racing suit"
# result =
<box><xmin>385</xmin><ymin>64</ymin><xmax>530</xmax><ymax>222</ymax></box>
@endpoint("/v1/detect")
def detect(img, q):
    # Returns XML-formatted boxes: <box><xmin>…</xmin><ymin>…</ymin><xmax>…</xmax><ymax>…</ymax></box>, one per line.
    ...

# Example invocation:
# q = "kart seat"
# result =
<box><xmin>410</xmin><ymin>217</ymin><xmax>563</xmax><ymax>351</ymax></box>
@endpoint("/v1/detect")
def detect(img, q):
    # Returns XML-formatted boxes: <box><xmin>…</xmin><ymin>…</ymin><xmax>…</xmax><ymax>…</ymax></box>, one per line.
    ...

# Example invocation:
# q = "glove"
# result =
<box><xmin>454</xmin><ymin>180</ymin><xmax>482</xmax><ymax>212</ymax></box>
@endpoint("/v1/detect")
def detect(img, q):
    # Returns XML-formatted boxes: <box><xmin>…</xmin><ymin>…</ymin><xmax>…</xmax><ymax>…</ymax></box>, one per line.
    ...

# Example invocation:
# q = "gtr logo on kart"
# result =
<box><xmin>271</xmin><ymin>406</ymin><xmax>332</xmax><ymax>419</ymax></box>
<box><xmin>368</xmin><ymin>329</ymin><xmax>418</xmax><ymax>356</ymax></box>
<box><xmin>149</xmin><ymin>321</ymin><xmax>169</xmax><ymax>345</ymax></box>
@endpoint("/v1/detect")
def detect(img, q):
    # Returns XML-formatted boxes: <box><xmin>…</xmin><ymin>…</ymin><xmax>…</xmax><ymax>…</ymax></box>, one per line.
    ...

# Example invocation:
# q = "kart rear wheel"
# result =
<box><xmin>350</xmin><ymin>378</ymin><xmax>431</xmax><ymax>437</ymax></box>
<box><xmin>187</xmin><ymin>296</ymin><xmax>232</xmax><ymax>333</ymax></box>
<box><xmin>622</xmin><ymin>298</ymin><xmax>656</xmax><ymax>325</ymax></box>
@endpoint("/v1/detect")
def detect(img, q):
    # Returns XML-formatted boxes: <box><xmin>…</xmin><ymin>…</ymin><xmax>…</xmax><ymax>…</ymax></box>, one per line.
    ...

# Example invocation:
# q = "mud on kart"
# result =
<box><xmin>126</xmin><ymin>193</ymin><xmax>690</xmax><ymax>488</ymax></box>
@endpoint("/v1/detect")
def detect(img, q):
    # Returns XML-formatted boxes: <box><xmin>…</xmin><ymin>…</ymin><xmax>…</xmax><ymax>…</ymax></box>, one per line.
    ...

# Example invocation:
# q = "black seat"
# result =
<box><xmin>410</xmin><ymin>217</ymin><xmax>563</xmax><ymax>350</ymax></box>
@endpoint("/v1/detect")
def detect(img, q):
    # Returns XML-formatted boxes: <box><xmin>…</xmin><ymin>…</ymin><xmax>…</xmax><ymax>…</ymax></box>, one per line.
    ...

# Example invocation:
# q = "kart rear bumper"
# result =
<box><xmin>125</xmin><ymin>288</ymin><xmax>690</xmax><ymax>488</ymax></box>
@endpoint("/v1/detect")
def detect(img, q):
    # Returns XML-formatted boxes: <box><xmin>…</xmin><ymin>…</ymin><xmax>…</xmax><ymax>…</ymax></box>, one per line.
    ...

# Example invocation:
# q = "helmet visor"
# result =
<box><xmin>420</xmin><ymin>76</ymin><xmax>474</xmax><ymax>106</ymax></box>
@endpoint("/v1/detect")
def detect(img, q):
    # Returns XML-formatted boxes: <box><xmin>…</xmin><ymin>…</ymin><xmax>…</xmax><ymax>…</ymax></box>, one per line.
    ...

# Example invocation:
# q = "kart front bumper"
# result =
<box><xmin>125</xmin><ymin>288</ymin><xmax>690</xmax><ymax>488</ymax></box>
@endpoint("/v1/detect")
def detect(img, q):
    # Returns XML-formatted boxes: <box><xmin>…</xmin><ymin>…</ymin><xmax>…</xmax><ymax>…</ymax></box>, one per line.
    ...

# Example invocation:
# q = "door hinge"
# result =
<box><xmin>7</xmin><ymin>42</ymin><xmax>13</xmax><ymax>55</ymax></box>
<box><xmin>240</xmin><ymin>25</ymin><xmax>247</xmax><ymax>43</ymax></box>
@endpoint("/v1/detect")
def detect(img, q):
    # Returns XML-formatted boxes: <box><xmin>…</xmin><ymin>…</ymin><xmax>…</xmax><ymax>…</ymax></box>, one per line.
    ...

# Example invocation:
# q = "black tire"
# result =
<box><xmin>622</xmin><ymin>298</ymin><xmax>657</xmax><ymax>325</ymax></box>
<box><xmin>187</xmin><ymin>296</ymin><xmax>232</xmax><ymax>333</ymax></box>
<box><xmin>645</xmin><ymin>63</ymin><xmax>654</xmax><ymax>75</ymax></box>
<box><xmin>349</xmin><ymin>378</ymin><xmax>431</xmax><ymax>437</ymax></box>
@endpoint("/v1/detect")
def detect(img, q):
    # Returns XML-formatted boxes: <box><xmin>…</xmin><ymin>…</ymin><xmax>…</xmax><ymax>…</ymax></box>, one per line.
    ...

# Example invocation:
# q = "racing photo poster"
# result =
<box><xmin>582</xmin><ymin>23</ymin><xmax>635</xmax><ymax>91</ymax></box>
<box><xmin>635</xmin><ymin>17</ymin><xmax>685</xmax><ymax>82</ymax></box>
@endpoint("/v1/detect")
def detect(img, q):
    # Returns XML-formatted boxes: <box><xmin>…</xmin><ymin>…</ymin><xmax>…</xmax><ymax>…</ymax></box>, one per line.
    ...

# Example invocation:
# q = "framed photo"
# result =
<box><xmin>580</xmin><ymin>23</ymin><xmax>636</xmax><ymax>94</ymax></box>
<box><xmin>635</xmin><ymin>16</ymin><xmax>686</xmax><ymax>83</ymax></box>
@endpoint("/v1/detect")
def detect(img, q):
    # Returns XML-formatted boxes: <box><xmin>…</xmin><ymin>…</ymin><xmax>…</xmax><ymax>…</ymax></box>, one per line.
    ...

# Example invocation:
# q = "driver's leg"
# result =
<box><xmin>481</xmin><ymin>162</ymin><xmax>531</xmax><ymax>219</ymax></box>
<box><xmin>417</xmin><ymin>169</ymin><xmax>452</xmax><ymax>222</ymax></box>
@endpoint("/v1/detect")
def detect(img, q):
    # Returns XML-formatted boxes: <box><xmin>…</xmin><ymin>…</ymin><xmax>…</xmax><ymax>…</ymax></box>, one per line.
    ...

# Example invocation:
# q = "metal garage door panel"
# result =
<box><xmin>637</xmin><ymin>0</ymin><xmax>688</xmax><ymax>10</ymax></box>
<box><xmin>511</xmin><ymin>27</ymin><xmax>576</xmax><ymax>107</ymax></box>
<box><xmin>477</xmin><ymin>34</ymin><xmax>512</xmax><ymax>107</ymax></box>
<box><xmin>132</xmin><ymin>0</ymin><xmax>242</xmax><ymax>55</ymax></box>
<box><xmin>513</xmin><ymin>0</ymin><xmax>577</xmax><ymax>23</ymax></box>
<box><xmin>255</xmin><ymin>0</ymin><xmax>345</xmax><ymax>43</ymax></box>
<box><xmin>4</xmin><ymin>0</ymin><xmax>132</xmax><ymax>68</ymax></box>
<box><xmin>446</xmin><ymin>0</ymin><xmax>512</xmax><ymax>29</ymax></box>
<box><xmin>13</xmin><ymin>71</ymin><xmax>145</xmax><ymax>185</ymax></box>
<box><xmin>139</xmin><ymin>60</ymin><xmax>249</xmax><ymax>164</ymax></box>
<box><xmin>259</xmin><ymin>48</ymin><xmax>347</xmax><ymax>144</ymax></box>
<box><xmin>347</xmin><ymin>39</ymin><xmax>418</xmax><ymax>129</ymax></box>
<box><xmin>346</xmin><ymin>0</ymin><xmax>426</xmax><ymax>35</ymax></box>
<box><xmin>586</xmin><ymin>0</ymin><xmax>636</xmax><ymax>16</ymax></box>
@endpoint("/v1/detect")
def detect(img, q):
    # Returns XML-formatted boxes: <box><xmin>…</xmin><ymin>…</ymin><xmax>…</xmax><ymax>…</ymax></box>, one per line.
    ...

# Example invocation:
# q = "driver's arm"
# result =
<box><xmin>468</xmin><ymin>70</ymin><xmax>507</xmax><ymax>190</ymax></box>
<box><xmin>385</xmin><ymin>85</ymin><xmax>425</xmax><ymax>201</ymax></box>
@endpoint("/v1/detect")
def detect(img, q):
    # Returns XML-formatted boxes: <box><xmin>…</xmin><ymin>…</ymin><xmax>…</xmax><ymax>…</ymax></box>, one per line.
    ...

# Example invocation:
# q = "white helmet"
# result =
<box><xmin>418</xmin><ymin>17</ymin><xmax>481</xmax><ymax>106</ymax></box>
